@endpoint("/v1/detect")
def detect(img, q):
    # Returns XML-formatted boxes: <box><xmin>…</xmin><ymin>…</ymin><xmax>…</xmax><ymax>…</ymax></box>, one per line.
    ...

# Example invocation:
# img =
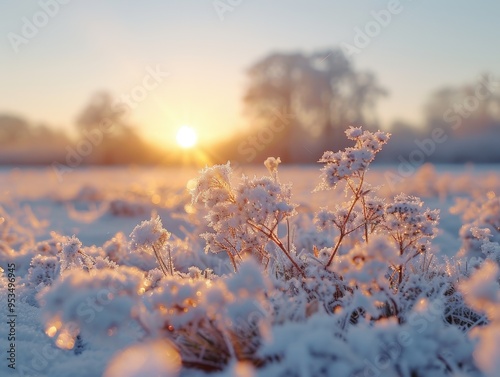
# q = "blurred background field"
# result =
<box><xmin>2</xmin><ymin>163</ymin><xmax>499</xmax><ymax>258</ymax></box>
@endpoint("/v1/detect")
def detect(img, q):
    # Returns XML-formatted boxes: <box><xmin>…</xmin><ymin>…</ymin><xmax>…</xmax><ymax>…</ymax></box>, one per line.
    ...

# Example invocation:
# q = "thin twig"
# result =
<box><xmin>286</xmin><ymin>217</ymin><xmax>290</xmax><ymax>253</ymax></box>
<box><xmin>247</xmin><ymin>220</ymin><xmax>305</xmax><ymax>278</ymax></box>
<box><xmin>167</xmin><ymin>245</ymin><xmax>174</xmax><ymax>276</ymax></box>
<box><xmin>326</xmin><ymin>173</ymin><xmax>365</xmax><ymax>268</ymax></box>
<box><xmin>152</xmin><ymin>245</ymin><xmax>170</xmax><ymax>276</ymax></box>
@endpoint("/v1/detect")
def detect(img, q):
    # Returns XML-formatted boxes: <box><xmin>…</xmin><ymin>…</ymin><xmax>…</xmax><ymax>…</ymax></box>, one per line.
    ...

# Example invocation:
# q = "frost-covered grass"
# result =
<box><xmin>1</xmin><ymin>129</ymin><xmax>500</xmax><ymax>377</ymax></box>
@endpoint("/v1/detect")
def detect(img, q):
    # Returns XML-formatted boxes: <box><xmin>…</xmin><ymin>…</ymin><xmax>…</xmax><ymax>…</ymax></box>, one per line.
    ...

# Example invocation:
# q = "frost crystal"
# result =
<box><xmin>264</xmin><ymin>156</ymin><xmax>281</xmax><ymax>180</ymax></box>
<box><xmin>60</xmin><ymin>235</ymin><xmax>93</xmax><ymax>273</ymax></box>
<box><xmin>316</xmin><ymin>127</ymin><xmax>390</xmax><ymax>190</ymax></box>
<box><xmin>129</xmin><ymin>215</ymin><xmax>170</xmax><ymax>253</ymax></box>
<box><xmin>130</xmin><ymin>215</ymin><xmax>173</xmax><ymax>276</ymax></box>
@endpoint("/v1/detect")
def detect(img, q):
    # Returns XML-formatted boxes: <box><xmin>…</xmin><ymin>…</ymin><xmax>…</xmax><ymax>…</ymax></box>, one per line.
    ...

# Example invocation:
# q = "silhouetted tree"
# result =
<box><xmin>243</xmin><ymin>49</ymin><xmax>387</xmax><ymax>162</ymax></box>
<box><xmin>75</xmin><ymin>92</ymin><xmax>158</xmax><ymax>164</ymax></box>
<box><xmin>0</xmin><ymin>115</ymin><xmax>30</xmax><ymax>145</ymax></box>
<box><xmin>424</xmin><ymin>73</ymin><xmax>500</xmax><ymax>137</ymax></box>
<box><xmin>76</xmin><ymin>91</ymin><xmax>128</xmax><ymax>135</ymax></box>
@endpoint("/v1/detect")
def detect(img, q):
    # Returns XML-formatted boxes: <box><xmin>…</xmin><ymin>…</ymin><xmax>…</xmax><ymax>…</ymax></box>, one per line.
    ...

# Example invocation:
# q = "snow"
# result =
<box><xmin>103</xmin><ymin>339</ymin><xmax>181</xmax><ymax>377</ymax></box>
<box><xmin>1</xmin><ymin>155</ymin><xmax>500</xmax><ymax>376</ymax></box>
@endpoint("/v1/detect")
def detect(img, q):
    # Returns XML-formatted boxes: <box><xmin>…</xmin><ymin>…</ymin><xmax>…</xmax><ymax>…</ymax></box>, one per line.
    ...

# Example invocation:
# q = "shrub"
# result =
<box><xmin>22</xmin><ymin>126</ymin><xmax>496</xmax><ymax>376</ymax></box>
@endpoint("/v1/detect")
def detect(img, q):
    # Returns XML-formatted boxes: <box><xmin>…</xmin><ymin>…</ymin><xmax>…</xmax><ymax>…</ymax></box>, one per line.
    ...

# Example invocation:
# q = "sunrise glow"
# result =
<box><xmin>176</xmin><ymin>126</ymin><xmax>197</xmax><ymax>148</ymax></box>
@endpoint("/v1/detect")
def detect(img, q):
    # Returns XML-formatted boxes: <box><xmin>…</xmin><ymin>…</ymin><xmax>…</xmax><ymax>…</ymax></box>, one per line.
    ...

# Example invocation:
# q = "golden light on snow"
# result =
<box><xmin>104</xmin><ymin>339</ymin><xmax>181</xmax><ymax>377</ymax></box>
<box><xmin>176</xmin><ymin>125</ymin><xmax>197</xmax><ymax>148</ymax></box>
<box><xmin>46</xmin><ymin>326</ymin><xmax>58</xmax><ymax>338</ymax></box>
<box><xmin>45</xmin><ymin>319</ymin><xmax>62</xmax><ymax>338</ymax></box>
<box><xmin>415</xmin><ymin>298</ymin><xmax>429</xmax><ymax>313</ymax></box>
<box><xmin>56</xmin><ymin>332</ymin><xmax>76</xmax><ymax>350</ymax></box>
<box><xmin>233</xmin><ymin>361</ymin><xmax>255</xmax><ymax>377</ymax></box>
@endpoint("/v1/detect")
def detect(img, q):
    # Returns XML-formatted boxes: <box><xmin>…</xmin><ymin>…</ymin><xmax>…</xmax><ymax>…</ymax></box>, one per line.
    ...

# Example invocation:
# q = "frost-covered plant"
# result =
<box><xmin>130</xmin><ymin>215</ymin><xmax>174</xmax><ymax>276</ymax></box>
<box><xmin>60</xmin><ymin>235</ymin><xmax>95</xmax><ymax>273</ymax></box>
<box><xmin>38</xmin><ymin>266</ymin><xmax>147</xmax><ymax>350</ymax></box>
<box><xmin>452</xmin><ymin>193</ymin><xmax>500</xmax><ymax>261</ymax></box>
<box><xmin>190</xmin><ymin>158</ymin><xmax>301</xmax><ymax>276</ymax></box>
<box><xmin>103</xmin><ymin>232</ymin><xmax>129</xmax><ymax>262</ymax></box>
<box><xmin>56</xmin><ymin>235</ymin><xmax>117</xmax><ymax>278</ymax></box>
<box><xmin>336</xmin><ymin>235</ymin><xmax>400</xmax><ymax>320</ymax></box>
<box><xmin>460</xmin><ymin>260</ymin><xmax>500</xmax><ymax>323</ymax></box>
<box><xmin>469</xmin><ymin>227</ymin><xmax>500</xmax><ymax>265</ymax></box>
<box><xmin>460</xmin><ymin>260</ymin><xmax>500</xmax><ymax>377</ymax></box>
<box><xmin>16</xmin><ymin>125</ymin><xmax>498</xmax><ymax>377</ymax></box>
<box><xmin>103</xmin><ymin>231</ymin><xmax>158</xmax><ymax>271</ymax></box>
<box><xmin>381</xmin><ymin>194</ymin><xmax>439</xmax><ymax>286</ymax></box>
<box><xmin>259</xmin><ymin>306</ymin><xmax>478</xmax><ymax>377</ymax></box>
<box><xmin>32</xmin><ymin>233</ymin><xmax>64</xmax><ymax>256</ymax></box>
<box><xmin>0</xmin><ymin>206</ymin><xmax>33</xmax><ymax>248</ymax></box>
<box><xmin>26</xmin><ymin>254</ymin><xmax>59</xmax><ymax>289</ymax></box>
<box><xmin>314</xmin><ymin>127</ymin><xmax>390</xmax><ymax>268</ymax></box>
<box><xmin>140</xmin><ymin>260</ymin><xmax>270</xmax><ymax>370</ymax></box>
<box><xmin>308</xmin><ymin>129</ymin><xmax>445</xmax><ymax>324</ymax></box>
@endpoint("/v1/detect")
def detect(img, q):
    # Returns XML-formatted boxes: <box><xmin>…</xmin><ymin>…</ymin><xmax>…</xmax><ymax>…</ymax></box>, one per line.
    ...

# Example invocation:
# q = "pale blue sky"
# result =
<box><xmin>1</xmin><ymin>1</ymin><xmax>499</xmax><ymax>146</ymax></box>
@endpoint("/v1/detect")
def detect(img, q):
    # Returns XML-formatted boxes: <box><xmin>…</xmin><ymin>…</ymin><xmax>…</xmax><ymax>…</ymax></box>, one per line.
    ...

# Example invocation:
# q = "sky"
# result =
<box><xmin>1</xmin><ymin>0</ymin><xmax>499</xmax><ymax>147</ymax></box>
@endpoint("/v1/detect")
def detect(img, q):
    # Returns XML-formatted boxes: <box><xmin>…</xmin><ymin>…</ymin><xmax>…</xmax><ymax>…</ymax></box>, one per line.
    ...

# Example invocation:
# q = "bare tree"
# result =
<box><xmin>0</xmin><ymin>115</ymin><xmax>31</xmax><ymax>145</ymax></box>
<box><xmin>243</xmin><ymin>49</ymin><xmax>387</xmax><ymax>162</ymax></box>
<box><xmin>424</xmin><ymin>73</ymin><xmax>500</xmax><ymax>136</ymax></box>
<box><xmin>75</xmin><ymin>92</ymin><xmax>156</xmax><ymax>164</ymax></box>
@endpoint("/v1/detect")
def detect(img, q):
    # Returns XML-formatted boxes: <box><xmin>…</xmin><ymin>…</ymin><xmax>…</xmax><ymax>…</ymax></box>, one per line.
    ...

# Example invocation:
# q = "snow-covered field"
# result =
<box><xmin>1</xmin><ymin>150</ymin><xmax>500</xmax><ymax>376</ymax></box>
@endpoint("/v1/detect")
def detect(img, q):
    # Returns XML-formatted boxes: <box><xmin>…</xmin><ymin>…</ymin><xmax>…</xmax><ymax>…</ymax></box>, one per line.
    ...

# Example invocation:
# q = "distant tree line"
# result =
<box><xmin>378</xmin><ymin>73</ymin><xmax>500</xmax><ymax>163</ymax></box>
<box><xmin>1</xmin><ymin>48</ymin><xmax>499</xmax><ymax>165</ymax></box>
<box><xmin>0</xmin><ymin>92</ymin><xmax>163</xmax><ymax>166</ymax></box>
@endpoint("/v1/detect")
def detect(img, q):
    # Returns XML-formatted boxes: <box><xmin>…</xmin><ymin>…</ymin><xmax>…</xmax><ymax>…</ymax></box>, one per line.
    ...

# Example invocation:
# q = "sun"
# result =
<box><xmin>176</xmin><ymin>125</ymin><xmax>197</xmax><ymax>148</ymax></box>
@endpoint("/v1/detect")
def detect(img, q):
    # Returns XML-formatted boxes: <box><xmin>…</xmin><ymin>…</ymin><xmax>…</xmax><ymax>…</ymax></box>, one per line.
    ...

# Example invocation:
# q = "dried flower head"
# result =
<box><xmin>130</xmin><ymin>215</ymin><xmax>170</xmax><ymax>253</ymax></box>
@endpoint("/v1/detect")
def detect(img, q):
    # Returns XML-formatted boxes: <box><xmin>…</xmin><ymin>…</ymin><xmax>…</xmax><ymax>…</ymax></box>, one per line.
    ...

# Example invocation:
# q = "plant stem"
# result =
<box><xmin>286</xmin><ymin>217</ymin><xmax>290</xmax><ymax>253</ymax></box>
<box><xmin>167</xmin><ymin>245</ymin><xmax>174</xmax><ymax>275</ymax></box>
<box><xmin>326</xmin><ymin>174</ymin><xmax>365</xmax><ymax>268</ymax></box>
<box><xmin>360</xmin><ymin>194</ymin><xmax>369</xmax><ymax>243</ymax></box>
<box><xmin>247</xmin><ymin>220</ymin><xmax>305</xmax><ymax>278</ymax></box>
<box><xmin>325</xmin><ymin>235</ymin><xmax>343</xmax><ymax>269</ymax></box>
<box><xmin>152</xmin><ymin>245</ymin><xmax>170</xmax><ymax>276</ymax></box>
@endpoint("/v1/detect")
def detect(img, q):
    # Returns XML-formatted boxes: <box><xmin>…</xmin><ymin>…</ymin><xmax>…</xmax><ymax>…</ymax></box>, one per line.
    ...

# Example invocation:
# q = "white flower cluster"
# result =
<box><xmin>315</xmin><ymin>195</ymin><xmax>385</xmax><ymax>237</ymax></box>
<box><xmin>38</xmin><ymin>266</ymin><xmax>147</xmax><ymax>350</ymax></box>
<box><xmin>310</xmin><ymin>127</ymin><xmax>392</xmax><ymax>270</ymax></box>
<box><xmin>383</xmin><ymin>194</ymin><xmax>440</xmax><ymax>256</ymax></box>
<box><xmin>460</xmin><ymin>260</ymin><xmax>500</xmax><ymax>377</ymax></box>
<box><xmin>60</xmin><ymin>236</ymin><xmax>91</xmax><ymax>272</ymax></box>
<box><xmin>59</xmin><ymin>235</ymin><xmax>116</xmax><ymax>274</ymax></box>
<box><xmin>190</xmin><ymin>160</ymin><xmax>297</xmax><ymax>271</ymax></box>
<box><xmin>316</xmin><ymin>206</ymin><xmax>357</xmax><ymax>231</ymax></box>
<box><xmin>142</xmin><ymin>260</ymin><xmax>269</xmax><ymax>367</ymax></box>
<box><xmin>130</xmin><ymin>216</ymin><xmax>173</xmax><ymax>276</ymax></box>
<box><xmin>26</xmin><ymin>254</ymin><xmax>59</xmax><ymax>290</ymax></box>
<box><xmin>316</xmin><ymin>127</ymin><xmax>390</xmax><ymax>190</ymax></box>
<box><xmin>453</xmin><ymin>195</ymin><xmax>500</xmax><ymax>261</ymax></box>
<box><xmin>338</xmin><ymin>235</ymin><xmax>398</xmax><ymax>288</ymax></box>
<box><xmin>130</xmin><ymin>215</ymin><xmax>170</xmax><ymax>254</ymax></box>
<box><xmin>264</xmin><ymin>156</ymin><xmax>281</xmax><ymax>180</ymax></box>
